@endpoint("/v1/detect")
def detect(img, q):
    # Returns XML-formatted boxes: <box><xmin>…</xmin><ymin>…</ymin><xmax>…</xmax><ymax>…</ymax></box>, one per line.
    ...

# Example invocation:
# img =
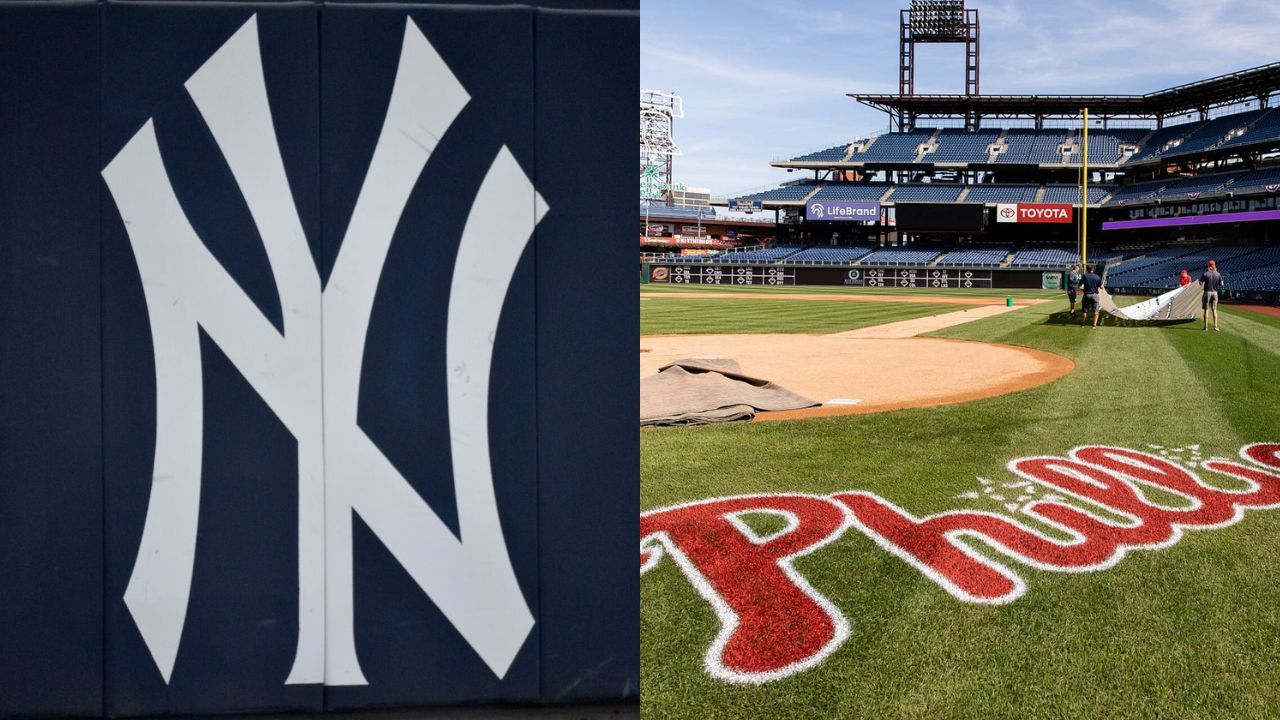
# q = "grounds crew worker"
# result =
<box><xmin>1200</xmin><ymin>259</ymin><xmax>1224</xmax><ymax>332</ymax></box>
<box><xmin>1065</xmin><ymin>263</ymin><xmax>1083</xmax><ymax>316</ymax></box>
<box><xmin>1081</xmin><ymin>263</ymin><xmax>1105</xmax><ymax>328</ymax></box>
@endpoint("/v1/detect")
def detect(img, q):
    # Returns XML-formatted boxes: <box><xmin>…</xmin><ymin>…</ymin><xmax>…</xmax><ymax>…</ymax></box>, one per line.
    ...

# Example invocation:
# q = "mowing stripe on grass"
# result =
<box><xmin>642</xmin><ymin>289</ymin><xmax>1280</xmax><ymax>720</ymax></box>
<box><xmin>641</xmin><ymin>298</ymin><xmax>967</xmax><ymax>336</ymax></box>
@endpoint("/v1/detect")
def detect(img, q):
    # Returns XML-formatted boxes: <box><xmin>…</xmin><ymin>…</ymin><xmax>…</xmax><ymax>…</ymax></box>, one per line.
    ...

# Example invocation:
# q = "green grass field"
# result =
<box><xmin>640</xmin><ymin>287</ymin><xmax>1280</xmax><ymax>719</ymax></box>
<box><xmin>641</xmin><ymin>297</ymin><xmax>970</xmax><ymax>335</ymax></box>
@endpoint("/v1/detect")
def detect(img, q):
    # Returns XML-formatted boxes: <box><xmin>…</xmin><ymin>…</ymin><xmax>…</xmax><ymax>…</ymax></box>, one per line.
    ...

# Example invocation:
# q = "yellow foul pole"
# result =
<box><xmin>1081</xmin><ymin>107</ymin><xmax>1089</xmax><ymax>268</ymax></box>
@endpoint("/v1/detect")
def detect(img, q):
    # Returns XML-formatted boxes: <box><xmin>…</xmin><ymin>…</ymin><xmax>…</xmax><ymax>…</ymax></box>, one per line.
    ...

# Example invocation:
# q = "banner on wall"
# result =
<box><xmin>996</xmin><ymin>203</ymin><xmax>1073</xmax><ymax>223</ymax></box>
<box><xmin>805</xmin><ymin>200</ymin><xmax>879</xmax><ymax>222</ymax></box>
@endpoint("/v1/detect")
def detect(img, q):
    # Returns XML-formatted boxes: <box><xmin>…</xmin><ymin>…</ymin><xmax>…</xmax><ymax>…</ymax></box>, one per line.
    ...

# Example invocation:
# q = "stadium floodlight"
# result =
<box><xmin>907</xmin><ymin>0</ymin><xmax>968</xmax><ymax>42</ymax></box>
<box><xmin>898</xmin><ymin>0</ymin><xmax>979</xmax><ymax>129</ymax></box>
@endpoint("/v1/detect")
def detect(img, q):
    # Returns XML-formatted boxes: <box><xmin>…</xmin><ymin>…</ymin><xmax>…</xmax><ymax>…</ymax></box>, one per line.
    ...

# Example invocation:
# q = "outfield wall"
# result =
<box><xmin>643</xmin><ymin>264</ymin><xmax>1054</xmax><ymax>289</ymax></box>
<box><xmin>0</xmin><ymin>2</ymin><xmax>637</xmax><ymax>716</ymax></box>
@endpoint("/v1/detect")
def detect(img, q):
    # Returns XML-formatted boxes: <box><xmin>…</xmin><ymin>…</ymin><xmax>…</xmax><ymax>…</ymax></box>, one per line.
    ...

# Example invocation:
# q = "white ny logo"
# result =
<box><xmin>102</xmin><ymin>15</ymin><xmax>544</xmax><ymax>686</ymax></box>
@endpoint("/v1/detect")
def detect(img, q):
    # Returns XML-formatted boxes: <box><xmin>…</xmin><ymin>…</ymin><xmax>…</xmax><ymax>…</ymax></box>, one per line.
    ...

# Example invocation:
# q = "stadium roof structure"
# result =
<box><xmin>854</xmin><ymin>61</ymin><xmax>1280</xmax><ymax>126</ymax></box>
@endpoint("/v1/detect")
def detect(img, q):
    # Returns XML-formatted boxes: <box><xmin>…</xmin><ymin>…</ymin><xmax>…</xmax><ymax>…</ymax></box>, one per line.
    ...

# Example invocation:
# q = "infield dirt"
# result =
<box><xmin>640</xmin><ymin>302</ymin><xmax>1073</xmax><ymax>420</ymax></box>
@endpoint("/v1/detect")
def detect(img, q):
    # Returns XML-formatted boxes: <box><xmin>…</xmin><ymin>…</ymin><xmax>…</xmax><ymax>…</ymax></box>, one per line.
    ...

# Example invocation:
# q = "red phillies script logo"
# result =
<box><xmin>1017</xmin><ymin>203</ymin><xmax>1073</xmax><ymax>223</ymax></box>
<box><xmin>641</xmin><ymin>442</ymin><xmax>1280</xmax><ymax>684</ymax></box>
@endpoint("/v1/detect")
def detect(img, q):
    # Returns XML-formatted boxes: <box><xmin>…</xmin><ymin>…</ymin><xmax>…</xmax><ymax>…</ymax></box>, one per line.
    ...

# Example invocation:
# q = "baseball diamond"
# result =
<box><xmin>640</xmin><ymin>284</ymin><xmax>1280</xmax><ymax>718</ymax></box>
<box><xmin>642</xmin><ymin>2</ymin><xmax>1280</xmax><ymax>714</ymax></box>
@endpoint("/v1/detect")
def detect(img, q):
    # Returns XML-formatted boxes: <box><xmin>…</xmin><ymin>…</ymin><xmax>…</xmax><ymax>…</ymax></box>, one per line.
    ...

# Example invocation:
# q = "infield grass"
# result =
<box><xmin>640</xmin><ymin>289</ymin><xmax>1280</xmax><ymax>720</ymax></box>
<box><xmin>640</xmin><ymin>297</ymin><xmax>969</xmax><ymax>335</ymax></box>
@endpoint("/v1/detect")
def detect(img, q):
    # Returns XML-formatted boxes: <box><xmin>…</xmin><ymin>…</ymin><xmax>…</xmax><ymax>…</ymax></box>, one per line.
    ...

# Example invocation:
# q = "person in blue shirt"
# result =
<box><xmin>1081</xmin><ymin>263</ymin><xmax>1105</xmax><ymax>328</ymax></box>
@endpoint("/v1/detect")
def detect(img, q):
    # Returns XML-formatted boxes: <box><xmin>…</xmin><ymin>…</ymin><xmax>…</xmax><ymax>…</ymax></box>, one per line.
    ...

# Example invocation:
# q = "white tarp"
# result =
<box><xmin>1098</xmin><ymin>282</ymin><xmax>1203</xmax><ymax>322</ymax></box>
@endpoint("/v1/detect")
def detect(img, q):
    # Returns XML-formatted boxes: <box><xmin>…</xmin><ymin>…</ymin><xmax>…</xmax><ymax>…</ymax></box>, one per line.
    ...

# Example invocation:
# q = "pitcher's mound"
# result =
<box><xmin>639</xmin><ymin>334</ymin><xmax>1073</xmax><ymax>421</ymax></box>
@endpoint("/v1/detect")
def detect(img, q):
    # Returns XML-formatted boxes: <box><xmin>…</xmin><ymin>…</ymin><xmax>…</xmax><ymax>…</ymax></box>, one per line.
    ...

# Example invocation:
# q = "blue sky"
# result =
<box><xmin>641</xmin><ymin>0</ymin><xmax>1280</xmax><ymax>196</ymax></box>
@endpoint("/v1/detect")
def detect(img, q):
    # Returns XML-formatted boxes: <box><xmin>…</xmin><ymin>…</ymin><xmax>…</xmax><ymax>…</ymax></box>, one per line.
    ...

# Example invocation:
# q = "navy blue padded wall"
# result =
<box><xmin>320</xmin><ymin>3</ymin><xmax>540</xmax><ymax>708</ymax></box>
<box><xmin>0</xmin><ymin>3</ymin><xmax>103</xmax><ymax>715</ymax></box>
<box><xmin>535</xmin><ymin>6</ymin><xmax>640</xmax><ymax>703</ymax></box>
<box><xmin>101</xmin><ymin>2</ymin><xmax>323</xmax><ymax>715</ymax></box>
<box><xmin>1</xmin><ymin>1</ymin><xmax>636</xmax><ymax>716</ymax></box>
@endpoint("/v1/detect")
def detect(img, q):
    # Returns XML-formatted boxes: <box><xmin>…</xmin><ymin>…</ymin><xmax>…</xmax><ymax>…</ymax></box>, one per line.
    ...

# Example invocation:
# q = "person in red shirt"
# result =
<box><xmin>1178</xmin><ymin>268</ymin><xmax>1192</xmax><ymax>287</ymax></box>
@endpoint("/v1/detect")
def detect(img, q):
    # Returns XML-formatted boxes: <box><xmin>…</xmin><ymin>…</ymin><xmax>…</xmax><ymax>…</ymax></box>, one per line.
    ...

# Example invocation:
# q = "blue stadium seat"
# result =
<box><xmin>849</xmin><ymin>130</ymin><xmax>935</xmax><ymax>163</ymax></box>
<box><xmin>717</xmin><ymin>245</ymin><xmax>805</xmax><ymax>263</ymax></box>
<box><xmin>1008</xmin><ymin>247</ymin><xmax>1079</xmax><ymax>267</ymax></box>
<box><xmin>790</xmin><ymin>144</ymin><xmax>850</xmax><ymax>162</ymax></box>
<box><xmin>1107</xmin><ymin>245</ymin><xmax>1268</xmax><ymax>289</ymax></box>
<box><xmin>1103</xmin><ymin>179</ymin><xmax>1170</xmax><ymax>205</ymax></box>
<box><xmin>1126</xmin><ymin>121</ymin><xmax>1202</xmax><ymax>164</ymax></box>
<box><xmin>935</xmin><ymin>246</ymin><xmax>1011</xmax><ymax>267</ymax></box>
<box><xmin>785</xmin><ymin>246</ymin><xmax>876</xmax><ymax>264</ymax></box>
<box><xmin>926</xmin><ymin>129</ymin><xmax>1001</xmax><ymax>163</ymax></box>
<box><xmin>1161</xmin><ymin>110</ymin><xmax>1267</xmax><ymax>158</ymax></box>
<box><xmin>1065</xmin><ymin>129</ymin><xmax>1149</xmax><ymax>164</ymax></box>
<box><xmin>886</xmin><ymin>184</ymin><xmax>964</xmax><ymax>202</ymax></box>
<box><xmin>1219</xmin><ymin>108</ymin><xmax>1280</xmax><ymax>151</ymax></box>
<box><xmin>997</xmin><ymin>129</ymin><xmax>1069</xmax><ymax>164</ymax></box>
<box><xmin>728</xmin><ymin>183</ymin><xmax>821</xmax><ymax>204</ymax></box>
<box><xmin>963</xmin><ymin>185</ymin><xmax>1037</xmax><ymax>203</ymax></box>
<box><xmin>860</xmin><ymin>247</ymin><xmax>943</xmax><ymax>265</ymax></box>
<box><xmin>639</xmin><ymin>202</ymin><xmax>715</xmax><ymax>220</ymax></box>
<box><xmin>811</xmin><ymin>183</ymin><xmax>892</xmax><ymax>202</ymax></box>
<box><xmin>1041</xmin><ymin>185</ymin><xmax>1112</xmax><ymax>204</ymax></box>
<box><xmin>1224</xmin><ymin>166</ymin><xmax>1280</xmax><ymax>196</ymax></box>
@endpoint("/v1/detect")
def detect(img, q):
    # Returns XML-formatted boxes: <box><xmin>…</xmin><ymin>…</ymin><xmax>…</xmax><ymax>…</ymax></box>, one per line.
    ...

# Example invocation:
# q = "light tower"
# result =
<box><xmin>640</xmin><ymin>89</ymin><xmax>683</xmax><ymax>204</ymax></box>
<box><xmin>898</xmin><ymin>0</ymin><xmax>980</xmax><ymax>130</ymax></box>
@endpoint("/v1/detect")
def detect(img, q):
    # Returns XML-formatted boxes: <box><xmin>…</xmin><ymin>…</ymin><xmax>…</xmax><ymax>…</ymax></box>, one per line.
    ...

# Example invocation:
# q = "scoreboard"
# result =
<box><xmin>654</xmin><ymin>265</ymin><xmax>796</xmax><ymax>286</ymax></box>
<box><xmin>845</xmin><ymin>267</ymin><xmax>992</xmax><ymax>289</ymax></box>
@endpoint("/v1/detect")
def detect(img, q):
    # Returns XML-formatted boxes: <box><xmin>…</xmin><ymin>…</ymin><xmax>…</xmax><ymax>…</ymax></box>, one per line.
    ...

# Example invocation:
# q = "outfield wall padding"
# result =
<box><xmin>0</xmin><ymin>2</ymin><xmax>637</xmax><ymax>716</ymax></box>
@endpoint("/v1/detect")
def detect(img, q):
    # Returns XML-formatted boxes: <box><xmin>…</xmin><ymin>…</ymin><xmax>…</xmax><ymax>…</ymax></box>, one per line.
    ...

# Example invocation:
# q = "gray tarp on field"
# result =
<box><xmin>640</xmin><ymin>358</ymin><xmax>820</xmax><ymax>426</ymax></box>
<box><xmin>1099</xmin><ymin>282</ymin><xmax>1203</xmax><ymax>322</ymax></box>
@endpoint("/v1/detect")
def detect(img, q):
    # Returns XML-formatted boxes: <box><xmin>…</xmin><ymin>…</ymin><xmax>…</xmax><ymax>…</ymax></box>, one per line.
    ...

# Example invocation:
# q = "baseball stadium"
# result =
<box><xmin>639</xmin><ymin>1</ymin><xmax>1280</xmax><ymax>718</ymax></box>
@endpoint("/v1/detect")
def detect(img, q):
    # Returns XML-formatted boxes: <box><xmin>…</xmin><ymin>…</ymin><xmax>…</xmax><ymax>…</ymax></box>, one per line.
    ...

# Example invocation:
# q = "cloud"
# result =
<box><xmin>640</xmin><ymin>0</ymin><xmax>1278</xmax><ymax>196</ymax></box>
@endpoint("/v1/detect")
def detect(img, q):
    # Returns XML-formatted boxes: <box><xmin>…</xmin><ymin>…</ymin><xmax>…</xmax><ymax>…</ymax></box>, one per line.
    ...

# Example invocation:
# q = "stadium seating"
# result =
<box><xmin>860</xmin><ymin>247</ymin><xmax>943</xmax><ymax>265</ymax></box>
<box><xmin>935</xmin><ymin>246</ymin><xmax>1011</xmax><ymax>266</ymax></box>
<box><xmin>1158</xmin><ymin>171</ymin><xmax>1246</xmax><ymax>201</ymax></box>
<box><xmin>1219</xmin><ymin>108</ymin><xmax>1280</xmax><ymax>150</ymax></box>
<box><xmin>1104</xmin><ymin>245</ymin><xmax>1209</xmax><ymax>283</ymax></box>
<box><xmin>786</xmin><ymin>246</ymin><xmax>875</xmax><ymax>264</ymax></box>
<box><xmin>811</xmin><ymin>183</ymin><xmax>892</xmax><ymax>201</ymax></box>
<box><xmin>1224</xmin><ymin>166</ymin><xmax>1280</xmax><ymax>195</ymax></box>
<box><xmin>644</xmin><ymin>243</ymin><xmax>1280</xmax><ymax>292</ymax></box>
<box><xmin>773</xmin><ymin>109</ymin><xmax>1280</xmax><ymax>173</ymax></box>
<box><xmin>730</xmin><ymin>183</ymin><xmax>820</xmax><ymax>204</ymax></box>
<box><xmin>716</xmin><ymin>246</ymin><xmax>805</xmax><ymax>263</ymax></box>
<box><xmin>886</xmin><ymin>184</ymin><xmax>964</xmax><ymax>202</ymax></box>
<box><xmin>1161</xmin><ymin>110</ymin><xmax>1267</xmax><ymax>158</ymax></box>
<box><xmin>1041</xmin><ymin>185</ymin><xmax>1112</xmax><ymax>204</ymax></box>
<box><xmin>1064</xmin><ymin>129</ymin><xmax>1150</xmax><ymax>164</ymax></box>
<box><xmin>1107</xmin><ymin>245</ymin><xmax>1268</xmax><ymax>289</ymax></box>
<box><xmin>790</xmin><ymin>144</ymin><xmax>850</xmax><ymax>162</ymax></box>
<box><xmin>729</xmin><ymin>163</ymin><xmax>1280</xmax><ymax>209</ymax></box>
<box><xmin>1008</xmin><ymin>247</ymin><xmax>1079</xmax><ymax>267</ymax></box>
<box><xmin>963</xmin><ymin>184</ymin><xmax>1038</xmax><ymax>203</ymax></box>
<box><xmin>849</xmin><ymin>129</ymin><xmax>935</xmax><ymax>163</ymax></box>
<box><xmin>926</xmin><ymin>129</ymin><xmax>1002</xmax><ymax>163</ymax></box>
<box><xmin>1103</xmin><ymin>179</ymin><xmax>1170</xmax><ymax>205</ymax></box>
<box><xmin>640</xmin><ymin>202</ymin><xmax>715</xmax><ymax>219</ymax></box>
<box><xmin>997</xmin><ymin>128</ymin><xmax>1069</xmax><ymax>164</ymax></box>
<box><xmin>1224</xmin><ymin>245</ymin><xmax>1280</xmax><ymax>291</ymax></box>
<box><xmin>1125</xmin><ymin>122</ymin><xmax>1200</xmax><ymax>163</ymax></box>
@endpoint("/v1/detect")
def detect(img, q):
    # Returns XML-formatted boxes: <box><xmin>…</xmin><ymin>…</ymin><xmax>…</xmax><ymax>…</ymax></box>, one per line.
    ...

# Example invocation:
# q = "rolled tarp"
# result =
<box><xmin>640</xmin><ymin>358</ymin><xmax>819</xmax><ymax>426</ymax></box>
